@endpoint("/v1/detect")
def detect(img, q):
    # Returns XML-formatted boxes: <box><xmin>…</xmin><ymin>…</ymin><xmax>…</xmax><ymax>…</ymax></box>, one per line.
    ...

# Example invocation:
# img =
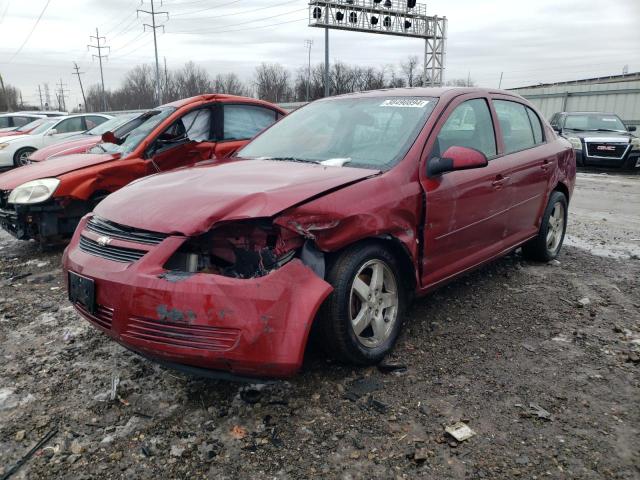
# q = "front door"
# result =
<box><xmin>147</xmin><ymin>107</ymin><xmax>217</xmax><ymax>173</ymax></box>
<box><xmin>420</xmin><ymin>96</ymin><xmax>511</xmax><ymax>288</ymax></box>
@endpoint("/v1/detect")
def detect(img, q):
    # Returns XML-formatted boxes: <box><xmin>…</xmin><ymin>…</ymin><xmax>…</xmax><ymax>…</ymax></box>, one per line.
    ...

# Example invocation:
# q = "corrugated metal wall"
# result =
<box><xmin>511</xmin><ymin>80</ymin><xmax>640</xmax><ymax>126</ymax></box>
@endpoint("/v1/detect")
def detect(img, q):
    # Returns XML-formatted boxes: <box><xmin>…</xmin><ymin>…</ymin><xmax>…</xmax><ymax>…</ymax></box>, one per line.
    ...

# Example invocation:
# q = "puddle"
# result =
<box><xmin>564</xmin><ymin>235</ymin><xmax>640</xmax><ymax>260</ymax></box>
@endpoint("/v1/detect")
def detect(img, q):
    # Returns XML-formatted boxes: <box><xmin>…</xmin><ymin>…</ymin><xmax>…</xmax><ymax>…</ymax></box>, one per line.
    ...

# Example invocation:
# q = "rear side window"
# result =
<box><xmin>55</xmin><ymin>117</ymin><xmax>84</xmax><ymax>133</ymax></box>
<box><xmin>13</xmin><ymin>116</ymin><xmax>33</xmax><ymax>127</ymax></box>
<box><xmin>434</xmin><ymin>99</ymin><xmax>496</xmax><ymax>158</ymax></box>
<box><xmin>0</xmin><ymin>117</ymin><xmax>10</xmax><ymax>128</ymax></box>
<box><xmin>526</xmin><ymin>108</ymin><xmax>544</xmax><ymax>144</ymax></box>
<box><xmin>223</xmin><ymin>105</ymin><xmax>277</xmax><ymax>141</ymax></box>
<box><xmin>493</xmin><ymin>100</ymin><xmax>535</xmax><ymax>154</ymax></box>
<box><xmin>85</xmin><ymin>115</ymin><xmax>108</xmax><ymax>130</ymax></box>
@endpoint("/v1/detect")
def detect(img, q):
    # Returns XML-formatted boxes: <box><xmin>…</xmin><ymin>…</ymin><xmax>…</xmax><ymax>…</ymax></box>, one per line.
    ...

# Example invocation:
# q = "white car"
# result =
<box><xmin>0</xmin><ymin>113</ymin><xmax>46</xmax><ymax>132</ymax></box>
<box><xmin>0</xmin><ymin>114</ymin><xmax>112</xmax><ymax>167</ymax></box>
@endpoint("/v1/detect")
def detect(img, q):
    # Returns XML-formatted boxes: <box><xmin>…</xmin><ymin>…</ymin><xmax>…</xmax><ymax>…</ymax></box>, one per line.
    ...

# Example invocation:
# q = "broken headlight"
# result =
<box><xmin>8</xmin><ymin>178</ymin><xmax>60</xmax><ymax>204</ymax></box>
<box><xmin>630</xmin><ymin>138</ymin><xmax>640</xmax><ymax>151</ymax></box>
<box><xmin>566</xmin><ymin>137</ymin><xmax>582</xmax><ymax>151</ymax></box>
<box><xmin>164</xmin><ymin>219</ymin><xmax>304</xmax><ymax>278</ymax></box>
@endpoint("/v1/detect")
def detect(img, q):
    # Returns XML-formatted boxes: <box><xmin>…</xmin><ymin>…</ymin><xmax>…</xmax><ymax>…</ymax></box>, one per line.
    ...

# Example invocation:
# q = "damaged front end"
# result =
<box><xmin>163</xmin><ymin>218</ymin><xmax>326</xmax><ymax>280</ymax></box>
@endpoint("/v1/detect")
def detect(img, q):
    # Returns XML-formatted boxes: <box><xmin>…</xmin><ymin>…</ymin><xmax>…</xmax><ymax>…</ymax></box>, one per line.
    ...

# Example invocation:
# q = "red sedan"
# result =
<box><xmin>63</xmin><ymin>88</ymin><xmax>575</xmax><ymax>379</ymax></box>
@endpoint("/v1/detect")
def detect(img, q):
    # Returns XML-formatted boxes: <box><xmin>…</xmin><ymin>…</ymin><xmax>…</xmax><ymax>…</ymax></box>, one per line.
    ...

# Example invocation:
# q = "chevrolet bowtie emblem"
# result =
<box><xmin>97</xmin><ymin>236</ymin><xmax>112</xmax><ymax>246</ymax></box>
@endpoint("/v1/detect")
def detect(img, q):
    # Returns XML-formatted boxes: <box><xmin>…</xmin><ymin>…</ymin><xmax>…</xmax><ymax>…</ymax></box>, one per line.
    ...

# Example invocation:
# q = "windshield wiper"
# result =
<box><xmin>263</xmin><ymin>157</ymin><xmax>320</xmax><ymax>164</ymax></box>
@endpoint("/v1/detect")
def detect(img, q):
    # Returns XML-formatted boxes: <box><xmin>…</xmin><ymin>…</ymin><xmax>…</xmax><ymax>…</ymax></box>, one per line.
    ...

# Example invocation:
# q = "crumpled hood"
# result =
<box><xmin>95</xmin><ymin>159</ymin><xmax>379</xmax><ymax>236</ymax></box>
<box><xmin>0</xmin><ymin>153</ymin><xmax>119</xmax><ymax>190</ymax></box>
<box><xmin>29</xmin><ymin>136</ymin><xmax>100</xmax><ymax>161</ymax></box>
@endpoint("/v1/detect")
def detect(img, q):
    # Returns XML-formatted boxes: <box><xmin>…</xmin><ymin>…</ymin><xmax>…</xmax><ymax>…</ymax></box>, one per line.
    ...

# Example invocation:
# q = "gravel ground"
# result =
<box><xmin>0</xmin><ymin>171</ymin><xmax>639</xmax><ymax>479</ymax></box>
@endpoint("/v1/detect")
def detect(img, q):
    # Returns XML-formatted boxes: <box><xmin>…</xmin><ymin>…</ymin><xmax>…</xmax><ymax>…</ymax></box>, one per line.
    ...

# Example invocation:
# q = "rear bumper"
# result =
<box><xmin>62</xmin><ymin>217</ymin><xmax>333</xmax><ymax>379</ymax></box>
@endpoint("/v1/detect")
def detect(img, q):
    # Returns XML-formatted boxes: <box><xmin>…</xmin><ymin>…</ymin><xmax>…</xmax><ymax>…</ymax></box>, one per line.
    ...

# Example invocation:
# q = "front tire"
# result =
<box><xmin>13</xmin><ymin>147</ymin><xmax>36</xmax><ymax>167</ymax></box>
<box><xmin>522</xmin><ymin>191</ymin><xmax>568</xmax><ymax>262</ymax></box>
<box><xmin>318</xmin><ymin>243</ymin><xmax>407</xmax><ymax>365</ymax></box>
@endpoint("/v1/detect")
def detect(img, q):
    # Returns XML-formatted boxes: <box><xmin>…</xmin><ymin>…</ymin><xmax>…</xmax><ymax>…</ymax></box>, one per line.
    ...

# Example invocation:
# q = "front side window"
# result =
<box><xmin>223</xmin><ymin>105</ymin><xmax>277</xmax><ymax>141</ymax></box>
<box><xmin>55</xmin><ymin>117</ymin><xmax>84</xmax><ymax>134</ymax></box>
<box><xmin>238</xmin><ymin>96</ymin><xmax>437</xmax><ymax>170</ymax></box>
<box><xmin>31</xmin><ymin>120</ymin><xmax>58</xmax><ymax>135</ymax></box>
<box><xmin>181</xmin><ymin>108</ymin><xmax>212</xmax><ymax>142</ymax></box>
<box><xmin>494</xmin><ymin>100</ymin><xmax>536</xmax><ymax>154</ymax></box>
<box><xmin>434</xmin><ymin>99</ymin><xmax>496</xmax><ymax>158</ymax></box>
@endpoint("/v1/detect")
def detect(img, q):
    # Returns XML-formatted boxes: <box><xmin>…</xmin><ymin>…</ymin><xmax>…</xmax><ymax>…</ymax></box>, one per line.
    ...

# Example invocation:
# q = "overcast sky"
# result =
<box><xmin>0</xmin><ymin>0</ymin><xmax>638</xmax><ymax>108</ymax></box>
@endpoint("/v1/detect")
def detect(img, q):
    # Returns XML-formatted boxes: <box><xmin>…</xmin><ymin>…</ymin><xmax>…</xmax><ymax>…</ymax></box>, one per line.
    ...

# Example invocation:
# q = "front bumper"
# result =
<box><xmin>63</xmin><ymin>217</ymin><xmax>333</xmax><ymax>379</ymax></box>
<box><xmin>0</xmin><ymin>150</ymin><xmax>13</xmax><ymax>167</ymax></box>
<box><xmin>577</xmin><ymin>148</ymin><xmax>640</xmax><ymax>169</ymax></box>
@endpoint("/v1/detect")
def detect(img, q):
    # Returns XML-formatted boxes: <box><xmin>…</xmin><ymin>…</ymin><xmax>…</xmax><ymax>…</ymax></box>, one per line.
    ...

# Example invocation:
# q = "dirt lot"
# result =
<box><xmin>1</xmin><ymin>171</ymin><xmax>639</xmax><ymax>479</ymax></box>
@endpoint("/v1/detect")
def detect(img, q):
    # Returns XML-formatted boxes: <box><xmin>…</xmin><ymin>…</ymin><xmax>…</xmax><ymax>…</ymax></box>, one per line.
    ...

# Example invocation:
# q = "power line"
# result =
<box><xmin>169</xmin><ymin>16</ymin><xmax>307</xmax><ymax>36</ymax></box>
<box><xmin>170</xmin><ymin>7</ymin><xmax>306</xmax><ymax>34</ymax></box>
<box><xmin>0</xmin><ymin>1</ymin><xmax>10</xmax><ymax>27</ymax></box>
<box><xmin>170</xmin><ymin>0</ymin><xmax>297</xmax><ymax>22</ymax></box>
<box><xmin>6</xmin><ymin>0</ymin><xmax>52</xmax><ymax>63</ymax></box>
<box><xmin>88</xmin><ymin>28</ymin><xmax>110</xmax><ymax>111</ymax></box>
<box><xmin>171</xmin><ymin>0</ymin><xmax>241</xmax><ymax>17</ymax></box>
<box><xmin>137</xmin><ymin>0</ymin><xmax>169</xmax><ymax>104</ymax></box>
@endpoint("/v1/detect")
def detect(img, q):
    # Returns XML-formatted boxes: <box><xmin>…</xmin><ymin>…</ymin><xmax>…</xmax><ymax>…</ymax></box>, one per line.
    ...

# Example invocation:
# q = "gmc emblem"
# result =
<box><xmin>596</xmin><ymin>145</ymin><xmax>616</xmax><ymax>151</ymax></box>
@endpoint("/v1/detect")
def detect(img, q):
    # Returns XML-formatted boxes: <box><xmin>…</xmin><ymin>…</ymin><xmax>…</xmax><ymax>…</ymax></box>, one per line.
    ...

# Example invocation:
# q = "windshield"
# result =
<box><xmin>30</xmin><ymin>119</ymin><xmax>57</xmax><ymax>135</ymax></box>
<box><xmin>564</xmin><ymin>114</ymin><xmax>627</xmax><ymax>132</ymax></box>
<box><xmin>16</xmin><ymin>118</ymin><xmax>47</xmax><ymax>132</ymax></box>
<box><xmin>237</xmin><ymin>96</ymin><xmax>437</xmax><ymax>170</ymax></box>
<box><xmin>86</xmin><ymin>113</ymin><xmax>138</xmax><ymax>136</ymax></box>
<box><xmin>90</xmin><ymin>107</ymin><xmax>176</xmax><ymax>156</ymax></box>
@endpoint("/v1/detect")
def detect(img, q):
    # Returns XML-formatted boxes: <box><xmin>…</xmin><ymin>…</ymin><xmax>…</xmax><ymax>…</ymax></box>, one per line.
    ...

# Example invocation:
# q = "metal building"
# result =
<box><xmin>510</xmin><ymin>72</ymin><xmax>640</xmax><ymax>127</ymax></box>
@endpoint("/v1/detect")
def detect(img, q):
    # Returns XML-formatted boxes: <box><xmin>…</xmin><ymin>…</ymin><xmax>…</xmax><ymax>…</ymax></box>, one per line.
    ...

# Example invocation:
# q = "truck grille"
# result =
<box><xmin>79</xmin><ymin>235</ymin><xmax>146</xmax><ymax>263</ymax></box>
<box><xmin>87</xmin><ymin>216</ymin><xmax>168</xmax><ymax>245</ymax></box>
<box><xmin>586</xmin><ymin>142</ymin><xmax>629</xmax><ymax>159</ymax></box>
<box><xmin>123</xmin><ymin>316</ymin><xmax>240</xmax><ymax>352</ymax></box>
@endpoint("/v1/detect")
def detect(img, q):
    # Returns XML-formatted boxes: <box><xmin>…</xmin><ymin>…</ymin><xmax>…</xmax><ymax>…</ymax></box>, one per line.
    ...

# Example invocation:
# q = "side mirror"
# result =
<box><xmin>427</xmin><ymin>146</ymin><xmax>488</xmax><ymax>177</ymax></box>
<box><xmin>552</xmin><ymin>125</ymin><xmax>562</xmax><ymax>134</ymax></box>
<box><xmin>47</xmin><ymin>129</ymin><xmax>58</xmax><ymax>136</ymax></box>
<box><xmin>101</xmin><ymin>131</ymin><xmax>118</xmax><ymax>144</ymax></box>
<box><xmin>628</xmin><ymin>125</ymin><xmax>637</xmax><ymax>132</ymax></box>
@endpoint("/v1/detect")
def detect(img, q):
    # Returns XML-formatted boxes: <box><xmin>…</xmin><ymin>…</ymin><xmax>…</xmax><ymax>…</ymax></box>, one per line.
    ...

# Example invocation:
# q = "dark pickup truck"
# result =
<box><xmin>550</xmin><ymin>111</ymin><xmax>639</xmax><ymax>169</ymax></box>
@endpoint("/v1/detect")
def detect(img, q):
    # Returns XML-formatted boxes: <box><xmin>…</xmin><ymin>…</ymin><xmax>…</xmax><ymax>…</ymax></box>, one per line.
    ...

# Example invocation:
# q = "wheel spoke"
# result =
<box><xmin>380</xmin><ymin>292</ymin><xmax>397</xmax><ymax>309</ymax></box>
<box><xmin>351</xmin><ymin>305</ymin><xmax>371</xmax><ymax>336</ymax></box>
<box><xmin>370</xmin><ymin>263</ymin><xmax>384</xmax><ymax>292</ymax></box>
<box><xmin>352</xmin><ymin>277</ymin><xmax>370</xmax><ymax>302</ymax></box>
<box><xmin>370</xmin><ymin>314</ymin><xmax>387</xmax><ymax>341</ymax></box>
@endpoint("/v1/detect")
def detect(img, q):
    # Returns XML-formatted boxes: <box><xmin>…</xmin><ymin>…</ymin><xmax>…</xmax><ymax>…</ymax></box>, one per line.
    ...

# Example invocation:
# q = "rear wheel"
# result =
<box><xmin>318</xmin><ymin>243</ymin><xmax>406</xmax><ymax>365</ymax></box>
<box><xmin>13</xmin><ymin>147</ymin><xmax>36</xmax><ymax>167</ymax></box>
<box><xmin>522</xmin><ymin>191</ymin><xmax>568</xmax><ymax>262</ymax></box>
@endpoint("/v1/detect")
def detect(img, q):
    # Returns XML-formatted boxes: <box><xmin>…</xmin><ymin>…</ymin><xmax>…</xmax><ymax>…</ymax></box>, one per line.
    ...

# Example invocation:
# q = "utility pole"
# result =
<box><xmin>304</xmin><ymin>39</ymin><xmax>313</xmax><ymax>102</ymax></box>
<box><xmin>72</xmin><ymin>62</ymin><xmax>88</xmax><ymax>112</ymax></box>
<box><xmin>88</xmin><ymin>28</ymin><xmax>110</xmax><ymax>112</ymax></box>
<box><xmin>324</xmin><ymin>26</ymin><xmax>329</xmax><ymax>97</ymax></box>
<box><xmin>37</xmin><ymin>85</ymin><xmax>44</xmax><ymax>110</ymax></box>
<box><xmin>164</xmin><ymin>56</ymin><xmax>168</xmax><ymax>96</ymax></box>
<box><xmin>138</xmin><ymin>0</ymin><xmax>169</xmax><ymax>105</ymax></box>
<box><xmin>498</xmin><ymin>71</ymin><xmax>503</xmax><ymax>89</ymax></box>
<box><xmin>0</xmin><ymin>73</ymin><xmax>9</xmax><ymax>112</ymax></box>
<box><xmin>19</xmin><ymin>92</ymin><xmax>23</xmax><ymax>109</ymax></box>
<box><xmin>44</xmin><ymin>83</ymin><xmax>51</xmax><ymax>111</ymax></box>
<box><xmin>56</xmin><ymin>79</ymin><xmax>70</xmax><ymax>112</ymax></box>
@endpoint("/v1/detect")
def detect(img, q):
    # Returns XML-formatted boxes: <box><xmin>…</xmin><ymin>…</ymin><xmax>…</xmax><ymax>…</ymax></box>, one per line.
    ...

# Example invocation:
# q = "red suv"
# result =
<box><xmin>0</xmin><ymin>95</ymin><xmax>285</xmax><ymax>247</ymax></box>
<box><xmin>63</xmin><ymin>88</ymin><xmax>575</xmax><ymax>379</ymax></box>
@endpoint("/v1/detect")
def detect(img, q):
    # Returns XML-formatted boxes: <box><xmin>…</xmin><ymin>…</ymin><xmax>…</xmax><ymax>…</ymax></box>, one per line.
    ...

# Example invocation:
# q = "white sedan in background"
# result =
<box><xmin>0</xmin><ymin>113</ymin><xmax>112</xmax><ymax>167</ymax></box>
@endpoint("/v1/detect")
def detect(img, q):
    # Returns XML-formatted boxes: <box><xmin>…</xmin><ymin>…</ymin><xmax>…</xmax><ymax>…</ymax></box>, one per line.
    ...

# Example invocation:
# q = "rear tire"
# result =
<box><xmin>522</xmin><ymin>191</ymin><xmax>568</xmax><ymax>262</ymax></box>
<box><xmin>13</xmin><ymin>148</ymin><xmax>36</xmax><ymax>167</ymax></box>
<box><xmin>318</xmin><ymin>243</ymin><xmax>407</xmax><ymax>365</ymax></box>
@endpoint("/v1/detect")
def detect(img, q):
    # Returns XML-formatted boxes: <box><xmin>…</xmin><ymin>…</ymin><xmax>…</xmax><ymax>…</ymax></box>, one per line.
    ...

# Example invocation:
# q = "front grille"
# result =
<box><xmin>123</xmin><ymin>316</ymin><xmax>240</xmax><ymax>352</ymax></box>
<box><xmin>586</xmin><ymin>142</ymin><xmax>629</xmax><ymax>159</ymax></box>
<box><xmin>87</xmin><ymin>216</ymin><xmax>168</xmax><ymax>245</ymax></box>
<box><xmin>79</xmin><ymin>235</ymin><xmax>146</xmax><ymax>263</ymax></box>
<box><xmin>75</xmin><ymin>302</ymin><xmax>114</xmax><ymax>330</ymax></box>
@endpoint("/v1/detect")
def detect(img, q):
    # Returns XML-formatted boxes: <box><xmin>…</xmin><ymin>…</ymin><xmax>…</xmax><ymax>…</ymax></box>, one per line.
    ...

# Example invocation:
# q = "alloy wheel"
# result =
<box><xmin>348</xmin><ymin>259</ymin><xmax>399</xmax><ymax>348</ymax></box>
<box><xmin>546</xmin><ymin>201</ymin><xmax>565</xmax><ymax>253</ymax></box>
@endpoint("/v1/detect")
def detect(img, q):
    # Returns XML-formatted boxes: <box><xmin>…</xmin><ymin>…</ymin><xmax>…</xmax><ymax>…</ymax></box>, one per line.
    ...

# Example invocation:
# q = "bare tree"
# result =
<box><xmin>0</xmin><ymin>83</ymin><xmax>20</xmax><ymax>111</ymax></box>
<box><xmin>214</xmin><ymin>73</ymin><xmax>249</xmax><ymax>96</ymax></box>
<box><xmin>401</xmin><ymin>56</ymin><xmax>422</xmax><ymax>87</ymax></box>
<box><xmin>254</xmin><ymin>63</ymin><xmax>292</xmax><ymax>102</ymax></box>
<box><xmin>174</xmin><ymin>61</ymin><xmax>213</xmax><ymax>98</ymax></box>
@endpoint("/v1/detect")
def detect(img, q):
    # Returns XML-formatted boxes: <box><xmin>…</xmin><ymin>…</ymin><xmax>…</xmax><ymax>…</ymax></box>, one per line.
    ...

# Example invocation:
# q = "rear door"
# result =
<box><xmin>214</xmin><ymin>103</ymin><xmax>281</xmax><ymax>158</ymax></box>
<box><xmin>492</xmin><ymin>97</ymin><xmax>554</xmax><ymax>244</ymax></box>
<box><xmin>420</xmin><ymin>94</ymin><xmax>512</xmax><ymax>288</ymax></box>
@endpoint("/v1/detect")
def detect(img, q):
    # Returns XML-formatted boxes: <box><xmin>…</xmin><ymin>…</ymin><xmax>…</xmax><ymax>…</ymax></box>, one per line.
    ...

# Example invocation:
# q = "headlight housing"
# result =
<box><xmin>631</xmin><ymin>138</ymin><xmax>640</xmax><ymax>151</ymax></box>
<box><xmin>566</xmin><ymin>137</ymin><xmax>582</xmax><ymax>151</ymax></box>
<box><xmin>8</xmin><ymin>178</ymin><xmax>60</xmax><ymax>204</ymax></box>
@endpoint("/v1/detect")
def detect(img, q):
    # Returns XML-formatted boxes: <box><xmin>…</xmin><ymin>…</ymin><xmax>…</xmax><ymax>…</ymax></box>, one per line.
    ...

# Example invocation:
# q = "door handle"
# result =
<box><xmin>541</xmin><ymin>158</ymin><xmax>553</xmax><ymax>171</ymax></box>
<box><xmin>491</xmin><ymin>175</ymin><xmax>510</xmax><ymax>189</ymax></box>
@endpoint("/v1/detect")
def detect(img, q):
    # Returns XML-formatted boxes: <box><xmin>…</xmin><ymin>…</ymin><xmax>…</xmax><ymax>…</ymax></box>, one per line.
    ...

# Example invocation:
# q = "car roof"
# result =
<box><xmin>162</xmin><ymin>94</ymin><xmax>287</xmax><ymax>112</ymax></box>
<box><xmin>313</xmin><ymin>87</ymin><xmax>528</xmax><ymax>103</ymax></box>
<box><xmin>0</xmin><ymin>112</ymin><xmax>45</xmax><ymax>118</ymax></box>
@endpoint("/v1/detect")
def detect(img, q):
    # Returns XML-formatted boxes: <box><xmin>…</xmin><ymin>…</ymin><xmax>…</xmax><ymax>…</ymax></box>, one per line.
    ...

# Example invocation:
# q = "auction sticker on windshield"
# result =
<box><xmin>380</xmin><ymin>98</ymin><xmax>431</xmax><ymax>108</ymax></box>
